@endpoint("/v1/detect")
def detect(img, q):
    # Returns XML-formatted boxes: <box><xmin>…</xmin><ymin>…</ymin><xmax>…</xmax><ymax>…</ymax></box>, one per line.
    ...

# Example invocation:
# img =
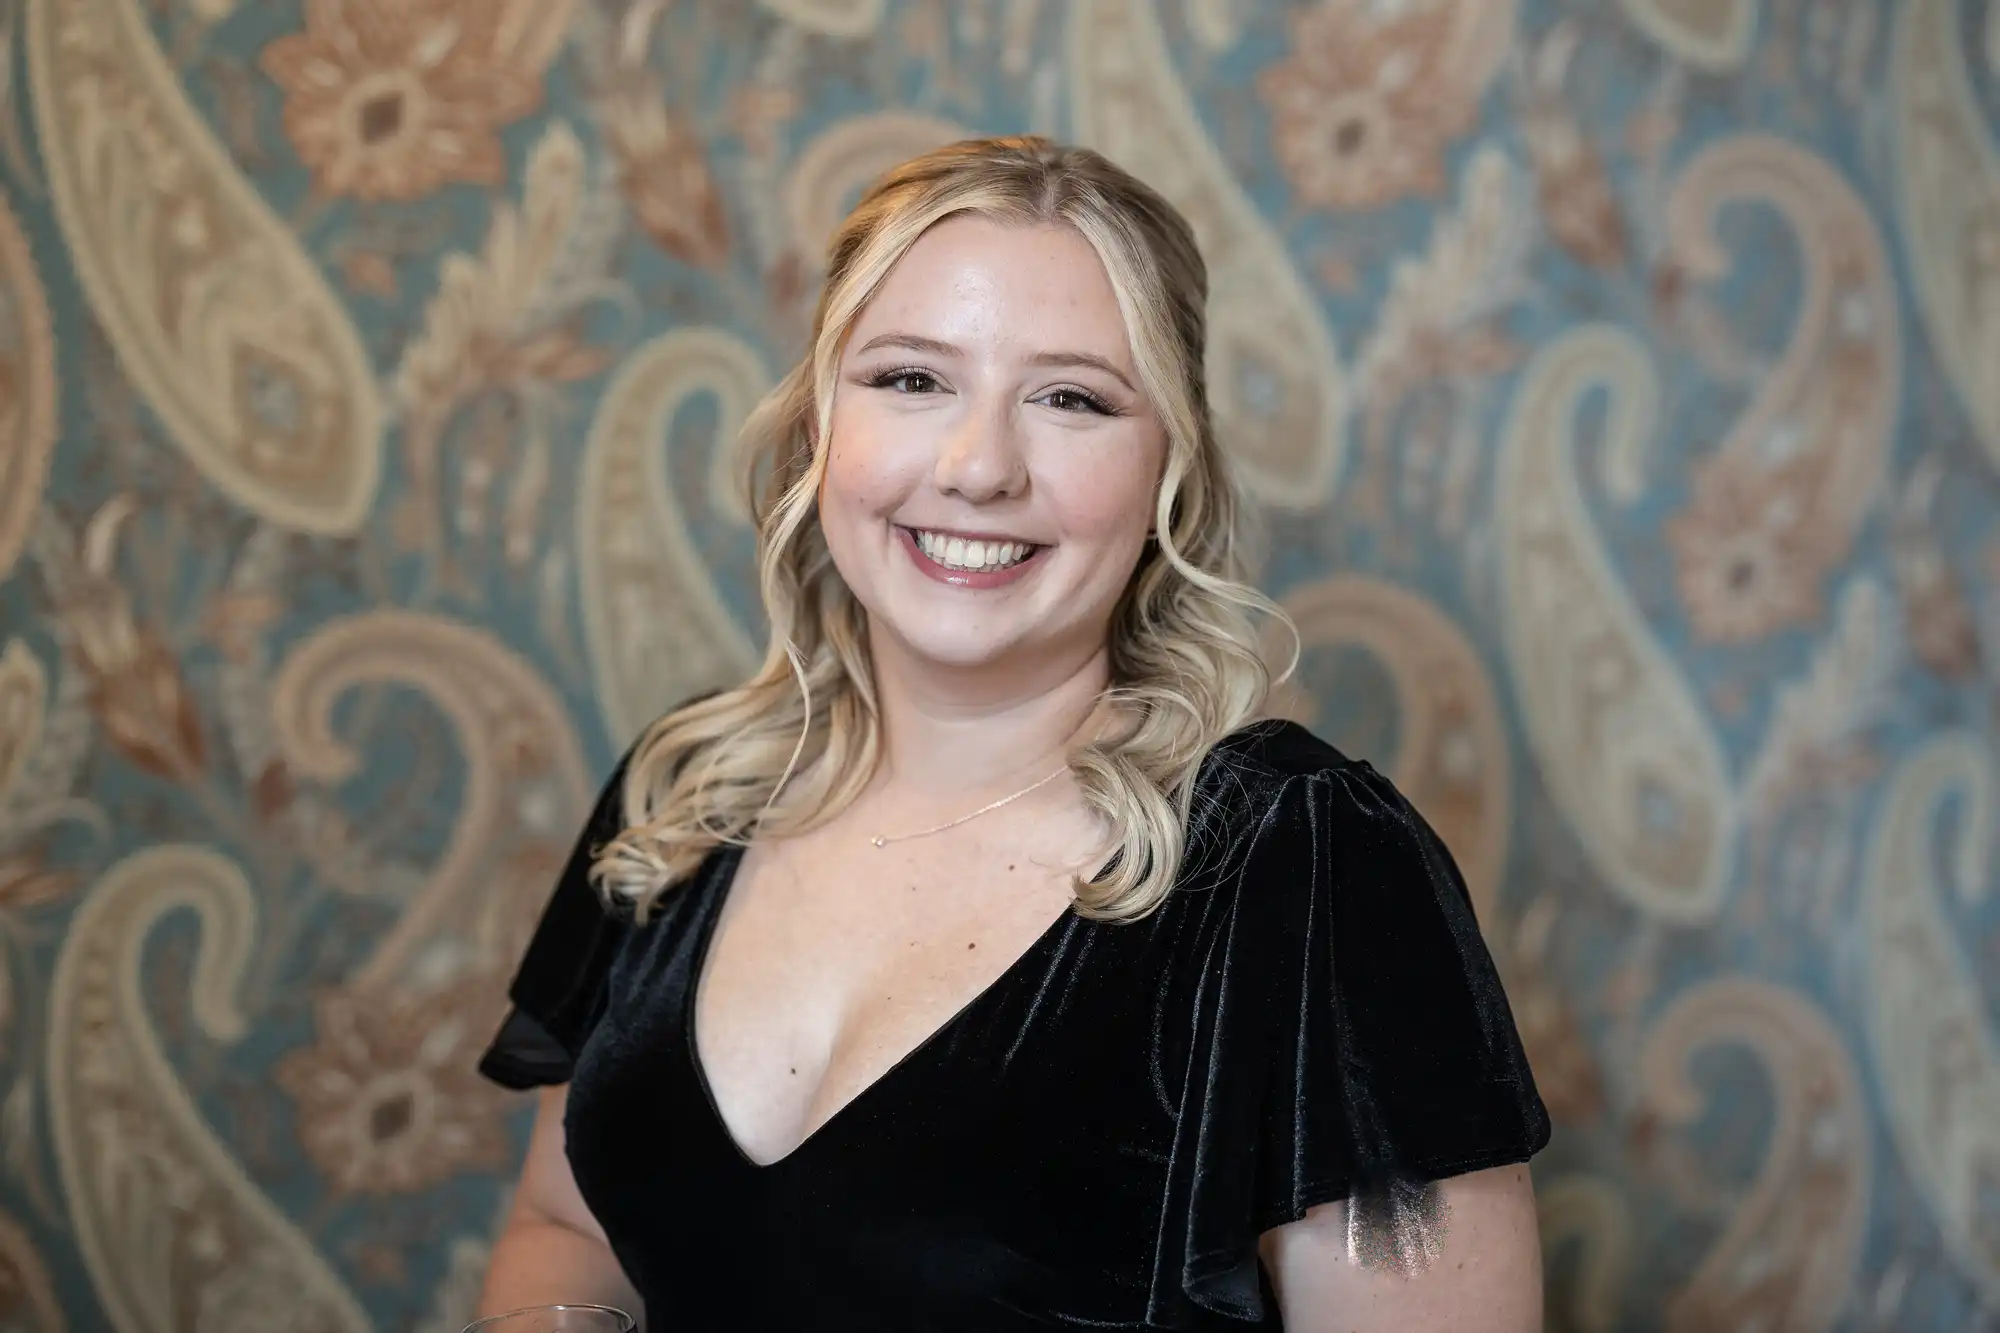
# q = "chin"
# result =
<box><xmin>881</xmin><ymin>622</ymin><xmax>1028</xmax><ymax>672</ymax></box>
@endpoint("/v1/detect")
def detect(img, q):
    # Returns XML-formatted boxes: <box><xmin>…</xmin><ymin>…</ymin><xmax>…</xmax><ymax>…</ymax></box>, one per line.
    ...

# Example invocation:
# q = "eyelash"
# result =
<box><xmin>864</xmin><ymin>367</ymin><xmax>1120</xmax><ymax>417</ymax></box>
<box><xmin>1041</xmin><ymin>386</ymin><xmax>1119</xmax><ymax>416</ymax></box>
<box><xmin>866</xmin><ymin>367</ymin><xmax>943</xmax><ymax>395</ymax></box>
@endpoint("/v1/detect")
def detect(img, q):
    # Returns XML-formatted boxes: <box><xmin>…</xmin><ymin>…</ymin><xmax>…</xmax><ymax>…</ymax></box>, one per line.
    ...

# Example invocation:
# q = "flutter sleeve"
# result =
<box><xmin>476</xmin><ymin>747</ymin><xmax>638</xmax><ymax>1091</ymax></box>
<box><xmin>1150</xmin><ymin>757</ymin><xmax>1552</xmax><ymax>1325</ymax></box>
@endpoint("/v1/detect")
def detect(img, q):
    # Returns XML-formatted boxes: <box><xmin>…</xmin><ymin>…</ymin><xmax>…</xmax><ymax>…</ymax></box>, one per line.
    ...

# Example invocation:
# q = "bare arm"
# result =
<box><xmin>1261</xmin><ymin>1165</ymin><xmax>1543</xmax><ymax>1333</ymax></box>
<box><xmin>478</xmin><ymin>1085</ymin><xmax>644</xmax><ymax>1325</ymax></box>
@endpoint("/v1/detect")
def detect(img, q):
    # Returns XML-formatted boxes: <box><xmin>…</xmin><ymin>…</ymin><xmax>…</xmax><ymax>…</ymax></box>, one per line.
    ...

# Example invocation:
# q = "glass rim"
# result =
<box><xmin>462</xmin><ymin>1305</ymin><xmax>636</xmax><ymax>1332</ymax></box>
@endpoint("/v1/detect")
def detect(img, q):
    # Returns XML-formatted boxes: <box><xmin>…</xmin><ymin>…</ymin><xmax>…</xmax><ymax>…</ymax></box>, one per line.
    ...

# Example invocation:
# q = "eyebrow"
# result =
<box><xmin>1029</xmin><ymin>350</ymin><xmax>1136</xmax><ymax>393</ymax></box>
<box><xmin>853</xmin><ymin>333</ymin><xmax>1137</xmax><ymax>393</ymax></box>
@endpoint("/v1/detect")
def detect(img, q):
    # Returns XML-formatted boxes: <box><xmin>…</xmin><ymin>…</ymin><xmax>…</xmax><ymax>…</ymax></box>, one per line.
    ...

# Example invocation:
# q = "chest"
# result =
<box><xmin>562</xmin><ymin>870</ymin><xmax>1191</xmax><ymax>1323</ymax></box>
<box><xmin>691</xmin><ymin>818</ymin><xmax>1088</xmax><ymax>1166</ymax></box>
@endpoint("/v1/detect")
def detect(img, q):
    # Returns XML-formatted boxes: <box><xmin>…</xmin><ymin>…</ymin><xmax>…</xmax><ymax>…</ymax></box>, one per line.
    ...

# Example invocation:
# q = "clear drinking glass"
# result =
<box><xmin>462</xmin><ymin>1307</ymin><xmax>636</xmax><ymax>1333</ymax></box>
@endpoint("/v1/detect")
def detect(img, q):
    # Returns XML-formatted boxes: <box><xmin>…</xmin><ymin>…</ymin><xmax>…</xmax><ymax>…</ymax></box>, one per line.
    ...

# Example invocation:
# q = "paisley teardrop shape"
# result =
<box><xmin>1660</xmin><ymin>134</ymin><xmax>1899</xmax><ymax>644</ymax></box>
<box><xmin>1495</xmin><ymin>325</ymin><xmax>1736</xmax><ymax>922</ymax></box>
<box><xmin>48</xmin><ymin>846</ymin><xmax>373</xmax><ymax>1333</ymax></box>
<box><xmin>578</xmin><ymin>329</ymin><xmax>767</xmax><ymax>744</ymax></box>
<box><xmin>1862</xmin><ymin>734</ymin><xmax>2000</xmax><ymax>1303</ymax></box>
<box><xmin>1892</xmin><ymin>0</ymin><xmax>2000</xmax><ymax>473</ymax></box>
<box><xmin>1639</xmin><ymin>978</ymin><xmax>1869</xmax><ymax>1331</ymax></box>
<box><xmin>267</xmin><ymin>609</ymin><xmax>593</xmax><ymax>988</ymax></box>
<box><xmin>1068</xmin><ymin>0</ymin><xmax>1349</xmax><ymax>509</ymax></box>
<box><xmin>26</xmin><ymin>0</ymin><xmax>382</xmax><ymax>534</ymax></box>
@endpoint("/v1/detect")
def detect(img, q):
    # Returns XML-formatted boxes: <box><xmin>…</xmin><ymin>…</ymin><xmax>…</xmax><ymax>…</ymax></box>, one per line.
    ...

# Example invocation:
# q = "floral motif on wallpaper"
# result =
<box><xmin>0</xmin><ymin>1</ymin><xmax>1995</xmax><ymax>1330</ymax></box>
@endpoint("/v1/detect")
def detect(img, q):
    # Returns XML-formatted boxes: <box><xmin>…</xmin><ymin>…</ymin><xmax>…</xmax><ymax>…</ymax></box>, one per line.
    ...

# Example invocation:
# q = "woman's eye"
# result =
<box><xmin>1040</xmin><ymin>388</ymin><xmax>1112</xmax><ymax>415</ymax></box>
<box><xmin>875</xmin><ymin>370</ymin><xmax>940</xmax><ymax>394</ymax></box>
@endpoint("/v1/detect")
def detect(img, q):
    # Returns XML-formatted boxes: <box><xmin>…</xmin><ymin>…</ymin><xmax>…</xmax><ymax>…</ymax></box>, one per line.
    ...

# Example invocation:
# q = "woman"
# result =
<box><xmin>475</xmin><ymin>136</ymin><xmax>1550</xmax><ymax>1330</ymax></box>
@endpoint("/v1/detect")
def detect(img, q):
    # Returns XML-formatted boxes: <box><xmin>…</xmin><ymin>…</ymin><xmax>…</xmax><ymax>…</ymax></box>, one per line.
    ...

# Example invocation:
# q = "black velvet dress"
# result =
<box><xmin>478</xmin><ymin>720</ymin><xmax>1551</xmax><ymax>1330</ymax></box>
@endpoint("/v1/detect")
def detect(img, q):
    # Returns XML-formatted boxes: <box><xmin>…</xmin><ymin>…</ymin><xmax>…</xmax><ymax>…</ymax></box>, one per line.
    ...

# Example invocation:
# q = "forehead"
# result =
<box><xmin>849</xmin><ymin>215</ymin><xmax>1135</xmax><ymax>360</ymax></box>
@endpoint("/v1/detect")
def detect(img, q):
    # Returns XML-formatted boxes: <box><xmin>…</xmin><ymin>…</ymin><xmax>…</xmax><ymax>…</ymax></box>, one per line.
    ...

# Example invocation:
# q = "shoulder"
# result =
<box><xmin>1184</xmin><ymin>719</ymin><xmax>1456</xmax><ymax>901</ymax></box>
<box><xmin>1198</xmin><ymin>717</ymin><xmax>1355</xmax><ymax>794</ymax></box>
<box><xmin>1194</xmin><ymin>717</ymin><xmax>1395</xmax><ymax>819</ymax></box>
<box><xmin>1172</xmin><ymin>718</ymin><xmax>1502</xmax><ymax>1025</ymax></box>
<box><xmin>1205</xmin><ymin>717</ymin><xmax>1354</xmax><ymax>781</ymax></box>
<box><xmin>1182</xmin><ymin>718</ymin><xmax>1358</xmax><ymax>844</ymax></box>
<box><xmin>1143</xmin><ymin>729</ymin><xmax>1551</xmax><ymax>1322</ymax></box>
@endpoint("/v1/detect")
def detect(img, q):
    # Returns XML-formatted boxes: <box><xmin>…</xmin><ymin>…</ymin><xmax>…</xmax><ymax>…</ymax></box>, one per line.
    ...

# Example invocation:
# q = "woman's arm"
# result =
<box><xmin>1261</xmin><ymin>1164</ymin><xmax>1543</xmax><ymax>1332</ymax></box>
<box><xmin>478</xmin><ymin>1086</ymin><xmax>644</xmax><ymax>1324</ymax></box>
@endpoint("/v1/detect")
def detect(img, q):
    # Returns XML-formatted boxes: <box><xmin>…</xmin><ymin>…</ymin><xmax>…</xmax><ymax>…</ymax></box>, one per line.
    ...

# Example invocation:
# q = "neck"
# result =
<box><xmin>866</xmin><ymin>632</ymin><xmax>1110</xmax><ymax>799</ymax></box>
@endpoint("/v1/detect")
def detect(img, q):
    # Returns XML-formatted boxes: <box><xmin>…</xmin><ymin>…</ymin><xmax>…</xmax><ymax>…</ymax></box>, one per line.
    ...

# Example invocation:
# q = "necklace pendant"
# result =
<box><xmin>870</xmin><ymin>835</ymin><xmax>887</xmax><ymax>848</ymax></box>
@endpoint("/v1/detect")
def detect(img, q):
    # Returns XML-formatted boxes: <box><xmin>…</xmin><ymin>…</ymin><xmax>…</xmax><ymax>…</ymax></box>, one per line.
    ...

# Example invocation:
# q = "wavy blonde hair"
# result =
<box><xmin>595</xmin><ymin>135</ymin><xmax>1294</xmax><ymax>922</ymax></box>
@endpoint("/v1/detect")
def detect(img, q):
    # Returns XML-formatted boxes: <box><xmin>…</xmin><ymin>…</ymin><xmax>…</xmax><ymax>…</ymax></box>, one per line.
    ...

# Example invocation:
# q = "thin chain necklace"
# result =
<box><xmin>868</xmin><ymin>765</ymin><xmax>1067</xmax><ymax>848</ymax></box>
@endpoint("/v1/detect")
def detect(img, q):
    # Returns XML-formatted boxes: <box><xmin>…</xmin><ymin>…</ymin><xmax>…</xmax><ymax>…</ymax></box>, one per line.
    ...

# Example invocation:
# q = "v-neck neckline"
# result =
<box><xmin>681</xmin><ymin>844</ymin><xmax>1079</xmax><ymax>1172</ymax></box>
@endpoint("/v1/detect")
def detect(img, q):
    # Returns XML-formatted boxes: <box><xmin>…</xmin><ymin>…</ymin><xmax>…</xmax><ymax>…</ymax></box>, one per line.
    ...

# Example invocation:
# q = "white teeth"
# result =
<box><xmin>912</xmin><ymin>530</ymin><xmax>1034</xmax><ymax>571</ymax></box>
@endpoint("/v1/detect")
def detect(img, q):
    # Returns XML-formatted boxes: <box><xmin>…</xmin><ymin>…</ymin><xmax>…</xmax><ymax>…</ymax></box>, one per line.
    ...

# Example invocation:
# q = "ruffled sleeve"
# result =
<box><xmin>477</xmin><ymin>747</ymin><xmax>638</xmax><ymax>1091</ymax></box>
<box><xmin>1149</xmin><ymin>753</ymin><xmax>1551</xmax><ymax>1325</ymax></box>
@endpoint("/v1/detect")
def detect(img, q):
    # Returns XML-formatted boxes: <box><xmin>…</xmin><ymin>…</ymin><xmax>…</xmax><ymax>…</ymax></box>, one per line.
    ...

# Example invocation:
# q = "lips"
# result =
<box><xmin>908</xmin><ymin>528</ymin><xmax>1037</xmax><ymax>572</ymax></box>
<box><xmin>897</xmin><ymin>526</ymin><xmax>1047</xmax><ymax>589</ymax></box>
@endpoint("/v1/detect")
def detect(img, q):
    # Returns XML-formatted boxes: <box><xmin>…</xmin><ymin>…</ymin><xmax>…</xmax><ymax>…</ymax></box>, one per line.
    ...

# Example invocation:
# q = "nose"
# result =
<box><xmin>932</xmin><ymin>399</ymin><xmax>1028</xmax><ymax>502</ymax></box>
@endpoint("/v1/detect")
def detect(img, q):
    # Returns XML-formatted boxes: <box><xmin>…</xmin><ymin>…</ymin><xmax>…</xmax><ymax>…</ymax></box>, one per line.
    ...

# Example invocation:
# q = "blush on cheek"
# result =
<box><xmin>827</xmin><ymin>479</ymin><xmax>895</xmax><ymax>525</ymax></box>
<box><xmin>1052</xmin><ymin>473</ymin><xmax>1158</xmax><ymax>556</ymax></box>
<box><xmin>818</xmin><ymin>448</ymin><xmax>862</xmax><ymax>513</ymax></box>
<box><xmin>819</xmin><ymin>426</ymin><xmax>902</xmax><ymax>517</ymax></box>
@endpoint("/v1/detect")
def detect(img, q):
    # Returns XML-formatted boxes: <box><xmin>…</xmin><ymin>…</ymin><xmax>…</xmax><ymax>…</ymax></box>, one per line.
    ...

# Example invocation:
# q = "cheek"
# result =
<box><xmin>821</xmin><ymin>401</ymin><xmax>918</xmax><ymax>521</ymax></box>
<box><xmin>1045</xmin><ymin>446</ymin><xmax>1161</xmax><ymax>551</ymax></box>
<box><xmin>817</xmin><ymin>444</ymin><xmax>867</xmax><ymax>520</ymax></box>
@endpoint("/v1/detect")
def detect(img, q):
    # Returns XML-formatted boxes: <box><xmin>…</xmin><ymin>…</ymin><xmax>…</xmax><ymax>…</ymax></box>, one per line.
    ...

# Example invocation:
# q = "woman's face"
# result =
<box><xmin>819</xmin><ymin>215</ymin><xmax>1167</xmax><ymax>682</ymax></box>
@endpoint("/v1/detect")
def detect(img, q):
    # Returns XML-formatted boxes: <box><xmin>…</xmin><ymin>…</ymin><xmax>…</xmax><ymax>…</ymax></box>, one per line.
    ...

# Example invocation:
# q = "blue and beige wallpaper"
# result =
<box><xmin>0</xmin><ymin>0</ymin><xmax>1996</xmax><ymax>1328</ymax></box>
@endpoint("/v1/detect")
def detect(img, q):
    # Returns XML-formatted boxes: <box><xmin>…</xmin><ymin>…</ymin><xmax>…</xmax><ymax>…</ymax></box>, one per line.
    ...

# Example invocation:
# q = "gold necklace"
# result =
<box><xmin>868</xmin><ymin>766</ymin><xmax>1067</xmax><ymax>848</ymax></box>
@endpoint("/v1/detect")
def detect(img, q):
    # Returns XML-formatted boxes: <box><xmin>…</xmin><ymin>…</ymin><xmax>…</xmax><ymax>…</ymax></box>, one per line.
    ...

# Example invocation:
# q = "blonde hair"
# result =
<box><xmin>595</xmin><ymin>134</ymin><xmax>1293</xmax><ymax>922</ymax></box>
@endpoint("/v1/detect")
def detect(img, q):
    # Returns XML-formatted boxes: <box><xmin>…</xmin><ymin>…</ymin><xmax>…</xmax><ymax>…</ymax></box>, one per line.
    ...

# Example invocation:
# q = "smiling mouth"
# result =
<box><xmin>906</xmin><ymin>528</ymin><xmax>1041</xmax><ymax>573</ymax></box>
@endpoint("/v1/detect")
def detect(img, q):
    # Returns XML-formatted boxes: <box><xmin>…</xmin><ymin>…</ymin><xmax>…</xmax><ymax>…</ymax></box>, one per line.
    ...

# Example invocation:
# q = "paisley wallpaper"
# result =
<box><xmin>0</xmin><ymin>0</ymin><xmax>1996</xmax><ymax>1328</ymax></box>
